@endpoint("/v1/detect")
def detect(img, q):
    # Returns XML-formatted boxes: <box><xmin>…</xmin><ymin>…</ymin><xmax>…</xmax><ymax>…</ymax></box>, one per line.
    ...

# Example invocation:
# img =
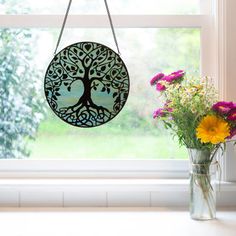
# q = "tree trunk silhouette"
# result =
<box><xmin>61</xmin><ymin>67</ymin><xmax>111</xmax><ymax>125</ymax></box>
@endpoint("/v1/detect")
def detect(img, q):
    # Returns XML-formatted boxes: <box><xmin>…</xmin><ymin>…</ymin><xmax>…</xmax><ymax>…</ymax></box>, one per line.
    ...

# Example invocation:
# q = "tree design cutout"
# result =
<box><xmin>44</xmin><ymin>42</ymin><xmax>130</xmax><ymax>127</ymax></box>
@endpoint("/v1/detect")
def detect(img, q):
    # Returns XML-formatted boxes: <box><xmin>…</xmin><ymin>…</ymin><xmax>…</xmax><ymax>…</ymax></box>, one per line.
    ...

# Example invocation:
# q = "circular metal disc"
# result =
<box><xmin>44</xmin><ymin>42</ymin><xmax>130</xmax><ymax>128</ymax></box>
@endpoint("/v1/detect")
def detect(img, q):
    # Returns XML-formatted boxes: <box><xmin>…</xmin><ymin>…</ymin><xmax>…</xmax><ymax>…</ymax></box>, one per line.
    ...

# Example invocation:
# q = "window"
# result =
<box><xmin>0</xmin><ymin>0</ymin><xmax>225</xmax><ymax>178</ymax></box>
<box><xmin>26</xmin><ymin>27</ymin><xmax>199</xmax><ymax>160</ymax></box>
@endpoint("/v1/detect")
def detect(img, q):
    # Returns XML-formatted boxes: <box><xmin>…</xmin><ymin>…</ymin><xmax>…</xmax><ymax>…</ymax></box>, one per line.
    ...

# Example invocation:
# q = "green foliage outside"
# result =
<box><xmin>0</xmin><ymin>28</ymin><xmax>45</xmax><ymax>158</ymax></box>
<box><xmin>29</xmin><ymin>111</ymin><xmax>187</xmax><ymax>159</ymax></box>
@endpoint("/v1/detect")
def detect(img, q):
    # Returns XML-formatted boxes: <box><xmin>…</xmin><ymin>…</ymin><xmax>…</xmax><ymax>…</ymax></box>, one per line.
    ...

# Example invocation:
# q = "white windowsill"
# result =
<box><xmin>1</xmin><ymin>207</ymin><xmax>236</xmax><ymax>236</ymax></box>
<box><xmin>0</xmin><ymin>178</ymin><xmax>235</xmax><ymax>207</ymax></box>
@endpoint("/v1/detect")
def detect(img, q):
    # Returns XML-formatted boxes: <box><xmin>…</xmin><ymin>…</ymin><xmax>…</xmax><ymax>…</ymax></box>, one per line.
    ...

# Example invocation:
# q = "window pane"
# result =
<box><xmin>0</xmin><ymin>27</ymin><xmax>200</xmax><ymax>159</ymax></box>
<box><xmin>0</xmin><ymin>0</ymin><xmax>201</xmax><ymax>15</ymax></box>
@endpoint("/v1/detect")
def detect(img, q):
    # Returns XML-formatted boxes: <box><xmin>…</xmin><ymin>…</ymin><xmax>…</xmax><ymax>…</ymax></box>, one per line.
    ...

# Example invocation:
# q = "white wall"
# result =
<box><xmin>223</xmin><ymin>0</ymin><xmax>236</xmax><ymax>181</ymax></box>
<box><xmin>225</xmin><ymin>0</ymin><xmax>236</xmax><ymax>101</ymax></box>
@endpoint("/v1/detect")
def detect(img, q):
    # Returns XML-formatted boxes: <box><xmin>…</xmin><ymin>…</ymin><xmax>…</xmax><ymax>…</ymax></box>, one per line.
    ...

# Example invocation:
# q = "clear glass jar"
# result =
<box><xmin>188</xmin><ymin>148</ymin><xmax>217</xmax><ymax>220</ymax></box>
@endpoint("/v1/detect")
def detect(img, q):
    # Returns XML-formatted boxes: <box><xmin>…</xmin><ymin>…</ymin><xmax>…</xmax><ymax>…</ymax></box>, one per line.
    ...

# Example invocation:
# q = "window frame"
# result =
<box><xmin>216</xmin><ymin>0</ymin><xmax>236</xmax><ymax>182</ymax></box>
<box><xmin>0</xmin><ymin>159</ymin><xmax>188</xmax><ymax>178</ymax></box>
<box><xmin>1</xmin><ymin>0</ymin><xmax>233</xmax><ymax>180</ymax></box>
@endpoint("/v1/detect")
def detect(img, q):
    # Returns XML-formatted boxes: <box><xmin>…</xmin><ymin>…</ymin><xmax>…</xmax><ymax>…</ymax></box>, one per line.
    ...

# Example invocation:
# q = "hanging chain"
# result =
<box><xmin>54</xmin><ymin>0</ymin><xmax>121</xmax><ymax>55</ymax></box>
<box><xmin>103</xmin><ymin>0</ymin><xmax>120</xmax><ymax>55</ymax></box>
<box><xmin>54</xmin><ymin>0</ymin><xmax>72</xmax><ymax>55</ymax></box>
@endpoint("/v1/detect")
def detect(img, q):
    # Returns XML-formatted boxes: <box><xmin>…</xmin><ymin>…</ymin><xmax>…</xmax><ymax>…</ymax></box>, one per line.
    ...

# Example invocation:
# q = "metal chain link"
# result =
<box><xmin>54</xmin><ymin>0</ymin><xmax>72</xmax><ymax>55</ymax></box>
<box><xmin>54</xmin><ymin>0</ymin><xmax>121</xmax><ymax>55</ymax></box>
<box><xmin>104</xmin><ymin>0</ymin><xmax>120</xmax><ymax>55</ymax></box>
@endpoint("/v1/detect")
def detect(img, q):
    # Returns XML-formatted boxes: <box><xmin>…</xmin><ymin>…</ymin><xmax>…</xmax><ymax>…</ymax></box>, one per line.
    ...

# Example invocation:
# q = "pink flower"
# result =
<box><xmin>227</xmin><ymin>109</ymin><xmax>236</xmax><ymax>121</ymax></box>
<box><xmin>231</xmin><ymin>103</ymin><xmax>236</xmax><ymax>110</ymax></box>
<box><xmin>156</xmin><ymin>82</ymin><xmax>166</xmax><ymax>91</ymax></box>
<box><xmin>153</xmin><ymin>103</ymin><xmax>173</xmax><ymax>119</ymax></box>
<box><xmin>227</xmin><ymin>127</ymin><xmax>236</xmax><ymax>139</ymax></box>
<box><xmin>164</xmin><ymin>101</ymin><xmax>173</xmax><ymax>112</ymax></box>
<box><xmin>162</xmin><ymin>70</ymin><xmax>185</xmax><ymax>83</ymax></box>
<box><xmin>212</xmin><ymin>101</ymin><xmax>234</xmax><ymax>114</ymax></box>
<box><xmin>150</xmin><ymin>73</ymin><xmax>165</xmax><ymax>86</ymax></box>
<box><xmin>153</xmin><ymin>108</ymin><xmax>165</xmax><ymax>118</ymax></box>
<box><xmin>166</xmin><ymin>107</ymin><xmax>173</xmax><ymax>113</ymax></box>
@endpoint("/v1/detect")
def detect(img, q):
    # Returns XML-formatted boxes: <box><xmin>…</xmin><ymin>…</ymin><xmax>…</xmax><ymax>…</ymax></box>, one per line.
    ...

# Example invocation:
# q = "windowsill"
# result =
<box><xmin>1</xmin><ymin>207</ymin><xmax>236</xmax><ymax>236</ymax></box>
<box><xmin>0</xmin><ymin>178</ymin><xmax>190</xmax><ymax>188</ymax></box>
<box><xmin>0</xmin><ymin>178</ymin><xmax>235</xmax><ymax>188</ymax></box>
<box><xmin>0</xmin><ymin>178</ymin><xmax>235</xmax><ymax>207</ymax></box>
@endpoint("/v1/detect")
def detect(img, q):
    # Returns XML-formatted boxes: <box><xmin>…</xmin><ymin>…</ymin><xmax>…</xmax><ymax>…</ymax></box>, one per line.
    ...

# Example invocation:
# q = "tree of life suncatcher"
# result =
<box><xmin>44</xmin><ymin>42</ymin><xmax>130</xmax><ymax>127</ymax></box>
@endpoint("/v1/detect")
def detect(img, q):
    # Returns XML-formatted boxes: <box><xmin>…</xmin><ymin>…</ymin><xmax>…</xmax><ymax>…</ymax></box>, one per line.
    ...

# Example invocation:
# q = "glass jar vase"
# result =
<box><xmin>188</xmin><ymin>148</ymin><xmax>218</xmax><ymax>220</ymax></box>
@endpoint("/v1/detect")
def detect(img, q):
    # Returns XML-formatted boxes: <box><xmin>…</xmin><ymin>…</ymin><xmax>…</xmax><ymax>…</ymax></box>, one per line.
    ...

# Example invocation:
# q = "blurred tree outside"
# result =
<box><xmin>0</xmin><ymin>0</ymin><xmax>45</xmax><ymax>158</ymax></box>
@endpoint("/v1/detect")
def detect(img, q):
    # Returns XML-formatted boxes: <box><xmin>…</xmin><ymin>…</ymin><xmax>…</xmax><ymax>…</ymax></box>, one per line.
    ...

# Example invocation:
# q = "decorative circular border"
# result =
<box><xmin>44</xmin><ymin>41</ymin><xmax>130</xmax><ymax>128</ymax></box>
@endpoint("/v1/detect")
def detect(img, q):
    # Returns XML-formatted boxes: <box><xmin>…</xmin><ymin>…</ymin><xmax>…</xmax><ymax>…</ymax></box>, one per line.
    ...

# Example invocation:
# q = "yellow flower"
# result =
<box><xmin>196</xmin><ymin>115</ymin><xmax>230</xmax><ymax>144</ymax></box>
<box><xmin>193</xmin><ymin>85</ymin><xmax>203</xmax><ymax>90</ymax></box>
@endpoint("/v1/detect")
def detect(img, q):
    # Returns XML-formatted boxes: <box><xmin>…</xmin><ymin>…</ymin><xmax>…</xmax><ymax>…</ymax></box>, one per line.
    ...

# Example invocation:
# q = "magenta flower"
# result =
<box><xmin>153</xmin><ymin>108</ymin><xmax>165</xmax><ymax>118</ymax></box>
<box><xmin>231</xmin><ymin>103</ymin><xmax>236</xmax><ymax>110</ymax></box>
<box><xmin>227</xmin><ymin>109</ymin><xmax>236</xmax><ymax>121</ymax></box>
<box><xmin>212</xmin><ymin>101</ymin><xmax>234</xmax><ymax>114</ymax></box>
<box><xmin>166</xmin><ymin>107</ymin><xmax>173</xmax><ymax>113</ymax></box>
<box><xmin>156</xmin><ymin>82</ymin><xmax>166</xmax><ymax>91</ymax></box>
<box><xmin>162</xmin><ymin>70</ymin><xmax>185</xmax><ymax>83</ymax></box>
<box><xmin>227</xmin><ymin>127</ymin><xmax>236</xmax><ymax>139</ymax></box>
<box><xmin>153</xmin><ymin>103</ymin><xmax>173</xmax><ymax>119</ymax></box>
<box><xmin>150</xmin><ymin>72</ymin><xmax>165</xmax><ymax>86</ymax></box>
<box><xmin>164</xmin><ymin>101</ymin><xmax>173</xmax><ymax>112</ymax></box>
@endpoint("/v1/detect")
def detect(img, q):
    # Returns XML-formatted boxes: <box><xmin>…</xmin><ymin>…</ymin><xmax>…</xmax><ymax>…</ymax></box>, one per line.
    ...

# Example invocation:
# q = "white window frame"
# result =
<box><xmin>216</xmin><ymin>0</ymin><xmax>236</xmax><ymax>182</ymax></box>
<box><xmin>0</xmin><ymin>0</ymin><xmax>234</xmax><ymax>181</ymax></box>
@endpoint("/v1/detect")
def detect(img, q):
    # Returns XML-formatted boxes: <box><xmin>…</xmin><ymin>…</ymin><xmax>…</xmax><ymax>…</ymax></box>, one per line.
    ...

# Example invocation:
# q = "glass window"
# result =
<box><xmin>0</xmin><ymin>0</ymin><xmax>203</xmax><ymax>160</ymax></box>
<box><xmin>0</xmin><ymin>27</ymin><xmax>200</xmax><ymax>159</ymax></box>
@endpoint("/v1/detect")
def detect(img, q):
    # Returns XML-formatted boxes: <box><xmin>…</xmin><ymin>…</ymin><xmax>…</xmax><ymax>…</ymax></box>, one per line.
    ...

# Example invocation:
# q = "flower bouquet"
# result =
<box><xmin>150</xmin><ymin>70</ymin><xmax>236</xmax><ymax>220</ymax></box>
